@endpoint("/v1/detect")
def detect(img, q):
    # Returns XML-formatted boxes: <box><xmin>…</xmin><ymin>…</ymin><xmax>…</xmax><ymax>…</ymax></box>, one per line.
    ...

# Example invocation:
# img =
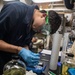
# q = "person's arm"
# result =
<box><xmin>0</xmin><ymin>40</ymin><xmax>22</xmax><ymax>53</ymax></box>
<box><xmin>0</xmin><ymin>2</ymin><xmax>40</xmax><ymax>67</ymax></box>
<box><xmin>0</xmin><ymin>40</ymin><xmax>40</xmax><ymax>66</ymax></box>
<box><xmin>0</xmin><ymin>3</ymin><xmax>27</xmax><ymax>53</ymax></box>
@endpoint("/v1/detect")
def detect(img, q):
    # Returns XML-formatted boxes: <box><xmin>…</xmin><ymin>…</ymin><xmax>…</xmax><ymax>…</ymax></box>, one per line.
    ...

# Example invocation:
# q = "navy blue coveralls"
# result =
<box><xmin>0</xmin><ymin>2</ymin><xmax>39</xmax><ymax>74</ymax></box>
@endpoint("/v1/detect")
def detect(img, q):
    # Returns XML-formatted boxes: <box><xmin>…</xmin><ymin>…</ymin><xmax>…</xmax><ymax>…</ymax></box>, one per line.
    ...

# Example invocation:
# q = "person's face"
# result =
<box><xmin>32</xmin><ymin>10</ymin><xmax>46</xmax><ymax>32</ymax></box>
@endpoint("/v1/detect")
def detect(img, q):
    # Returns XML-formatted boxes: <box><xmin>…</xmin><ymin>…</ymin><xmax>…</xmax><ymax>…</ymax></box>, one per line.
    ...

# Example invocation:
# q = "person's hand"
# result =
<box><xmin>18</xmin><ymin>48</ymin><xmax>40</xmax><ymax>66</ymax></box>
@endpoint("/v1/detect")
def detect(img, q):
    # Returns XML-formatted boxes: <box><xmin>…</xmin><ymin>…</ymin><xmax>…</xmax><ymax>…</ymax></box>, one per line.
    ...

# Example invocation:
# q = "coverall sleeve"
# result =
<box><xmin>0</xmin><ymin>4</ymin><xmax>21</xmax><ymax>39</ymax></box>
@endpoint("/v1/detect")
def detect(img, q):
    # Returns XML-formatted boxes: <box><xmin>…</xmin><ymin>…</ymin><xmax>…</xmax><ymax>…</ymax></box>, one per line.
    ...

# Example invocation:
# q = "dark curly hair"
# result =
<box><xmin>48</xmin><ymin>10</ymin><xmax>61</xmax><ymax>34</ymax></box>
<box><xmin>40</xmin><ymin>10</ymin><xmax>61</xmax><ymax>34</ymax></box>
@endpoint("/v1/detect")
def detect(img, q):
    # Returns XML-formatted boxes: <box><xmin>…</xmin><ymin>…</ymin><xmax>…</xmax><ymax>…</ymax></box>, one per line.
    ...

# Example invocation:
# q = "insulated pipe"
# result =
<box><xmin>3</xmin><ymin>0</ymin><xmax>19</xmax><ymax>4</ymax></box>
<box><xmin>64</xmin><ymin>0</ymin><xmax>74</xmax><ymax>9</ymax></box>
<box><xmin>50</xmin><ymin>33</ymin><xmax>62</xmax><ymax>70</ymax></box>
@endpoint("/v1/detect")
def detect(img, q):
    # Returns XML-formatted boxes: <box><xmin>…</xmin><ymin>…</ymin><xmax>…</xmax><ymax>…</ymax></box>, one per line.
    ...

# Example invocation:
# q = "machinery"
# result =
<box><xmin>1</xmin><ymin>0</ymin><xmax>75</xmax><ymax>75</ymax></box>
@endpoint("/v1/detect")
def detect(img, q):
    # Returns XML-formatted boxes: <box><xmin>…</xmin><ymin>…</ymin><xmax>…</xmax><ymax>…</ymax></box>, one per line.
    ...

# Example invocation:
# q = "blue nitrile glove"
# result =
<box><xmin>18</xmin><ymin>48</ymin><xmax>40</xmax><ymax>66</ymax></box>
<box><xmin>26</xmin><ymin>65</ymin><xmax>46</xmax><ymax>74</ymax></box>
<box><xmin>68</xmin><ymin>68</ymin><xmax>75</xmax><ymax>75</ymax></box>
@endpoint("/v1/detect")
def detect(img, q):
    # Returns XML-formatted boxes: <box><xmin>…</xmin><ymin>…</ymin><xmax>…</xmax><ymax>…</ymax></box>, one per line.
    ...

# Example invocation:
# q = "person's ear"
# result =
<box><xmin>42</xmin><ymin>13</ymin><xmax>47</xmax><ymax>18</ymax></box>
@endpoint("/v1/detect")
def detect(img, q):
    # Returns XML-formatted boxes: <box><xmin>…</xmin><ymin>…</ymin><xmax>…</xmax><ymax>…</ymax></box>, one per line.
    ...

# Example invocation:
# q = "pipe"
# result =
<box><xmin>64</xmin><ymin>0</ymin><xmax>74</xmax><ymax>9</ymax></box>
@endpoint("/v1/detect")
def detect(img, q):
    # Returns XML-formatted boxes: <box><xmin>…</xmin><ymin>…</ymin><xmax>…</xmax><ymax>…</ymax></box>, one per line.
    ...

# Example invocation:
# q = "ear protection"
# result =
<box><xmin>42</xmin><ymin>11</ymin><xmax>49</xmax><ymax>25</ymax></box>
<box><xmin>46</xmin><ymin>11</ymin><xmax>49</xmax><ymax>25</ymax></box>
<box><xmin>46</xmin><ymin>11</ymin><xmax>51</xmax><ymax>34</ymax></box>
<box><xmin>41</xmin><ymin>10</ymin><xmax>51</xmax><ymax>34</ymax></box>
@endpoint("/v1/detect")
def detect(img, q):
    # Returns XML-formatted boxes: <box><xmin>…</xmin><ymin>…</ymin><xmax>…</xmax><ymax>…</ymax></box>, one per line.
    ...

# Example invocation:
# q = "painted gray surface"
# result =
<box><xmin>0</xmin><ymin>0</ymin><xmax>3</xmax><ymax>11</ymax></box>
<box><xmin>25</xmin><ymin>0</ymin><xmax>33</xmax><ymax>5</ymax></box>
